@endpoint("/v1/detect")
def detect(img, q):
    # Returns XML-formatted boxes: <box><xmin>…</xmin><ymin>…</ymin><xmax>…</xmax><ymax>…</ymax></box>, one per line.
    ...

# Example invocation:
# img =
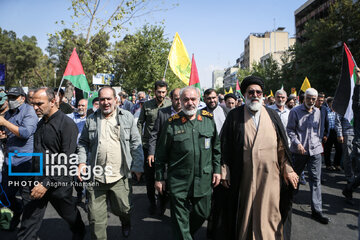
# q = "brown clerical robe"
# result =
<box><xmin>235</xmin><ymin>106</ymin><xmax>293</xmax><ymax>240</ymax></box>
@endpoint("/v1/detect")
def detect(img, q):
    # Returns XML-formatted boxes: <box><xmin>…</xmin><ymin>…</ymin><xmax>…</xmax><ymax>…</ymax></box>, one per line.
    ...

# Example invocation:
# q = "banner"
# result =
<box><xmin>92</xmin><ymin>73</ymin><xmax>115</xmax><ymax>85</ymax></box>
<box><xmin>0</xmin><ymin>64</ymin><xmax>5</xmax><ymax>85</ymax></box>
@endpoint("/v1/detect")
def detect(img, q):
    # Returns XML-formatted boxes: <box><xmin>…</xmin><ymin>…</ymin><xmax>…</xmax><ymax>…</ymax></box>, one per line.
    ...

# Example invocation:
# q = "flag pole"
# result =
<box><xmin>57</xmin><ymin>77</ymin><xmax>65</xmax><ymax>97</ymax></box>
<box><xmin>162</xmin><ymin>59</ymin><xmax>169</xmax><ymax>81</ymax></box>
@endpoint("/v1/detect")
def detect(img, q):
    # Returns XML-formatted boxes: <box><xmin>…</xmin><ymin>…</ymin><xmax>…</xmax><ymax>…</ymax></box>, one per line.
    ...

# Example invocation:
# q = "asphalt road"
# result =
<box><xmin>1</xmin><ymin>167</ymin><xmax>359</xmax><ymax>240</ymax></box>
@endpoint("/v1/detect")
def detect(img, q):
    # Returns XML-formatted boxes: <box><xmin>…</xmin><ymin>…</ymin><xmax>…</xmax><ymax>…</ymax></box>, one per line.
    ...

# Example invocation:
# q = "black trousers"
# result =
<box><xmin>143</xmin><ymin>147</ymin><xmax>167</xmax><ymax>207</ymax></box>
<box><xmin>324</xmin><ymin>129</ymin><xmax>342</xmax><ymax>167</ymax></box>
<box><xmin>17</xmin><ymin>184</ymin><xmax>85</xmax><ymax>240</ymax></box>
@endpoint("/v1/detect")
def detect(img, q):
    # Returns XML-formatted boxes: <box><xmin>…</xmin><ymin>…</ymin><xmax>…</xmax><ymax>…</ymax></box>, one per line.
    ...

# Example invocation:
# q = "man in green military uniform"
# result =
<box><xmin>155</xmin><ymin>86</ymin><xmax>221</xmax><ymax>240</ymax></box>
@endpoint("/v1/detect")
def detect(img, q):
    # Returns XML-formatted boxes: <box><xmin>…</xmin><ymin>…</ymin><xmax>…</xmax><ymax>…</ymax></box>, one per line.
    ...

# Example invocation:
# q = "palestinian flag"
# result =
<box><xmin>189</xmin><ymin>54</ymin><xmax>201</xmax><ymax>90</ymax></box>
<box><xmin>236</xmin><ymin>79</ymin><xmax>244</xmax><ymax>99</ymax></box>
<box><xmin>333</xmin><ymin>43</ymin><xmax>357</xmax><ymax>123</ymax></box>
<box><xmin>63</xmin><ymin>48</ymin><xmax>91</xmax><ymax>92</ymax></box>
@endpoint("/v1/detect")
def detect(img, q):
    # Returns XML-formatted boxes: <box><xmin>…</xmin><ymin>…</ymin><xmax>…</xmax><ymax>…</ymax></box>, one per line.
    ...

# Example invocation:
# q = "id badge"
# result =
<box><xmin>205</xmin><ymin>138</ymin><xmax>211</xmax><ymax>149</ymax></box>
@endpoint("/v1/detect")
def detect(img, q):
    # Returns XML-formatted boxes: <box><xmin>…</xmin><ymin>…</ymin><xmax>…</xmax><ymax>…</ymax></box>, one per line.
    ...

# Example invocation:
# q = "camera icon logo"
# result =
<box><xmin>8</xmin><ymin>151</ymin><xmax>43</xmax><ymax>176</ymax></box>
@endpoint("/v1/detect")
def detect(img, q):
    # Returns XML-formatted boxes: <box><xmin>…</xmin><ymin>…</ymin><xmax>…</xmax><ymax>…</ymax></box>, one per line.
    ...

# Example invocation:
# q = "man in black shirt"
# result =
<box><xmin>17</xmin><ymin>87</ymin><xmax>85</xmax><ymax>240</ymax></box>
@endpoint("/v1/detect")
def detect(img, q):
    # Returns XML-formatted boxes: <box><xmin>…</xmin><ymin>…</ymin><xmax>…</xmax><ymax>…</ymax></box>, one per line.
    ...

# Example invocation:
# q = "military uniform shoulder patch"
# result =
<box><xmin>168</xmin><ymin>113</ymin><xmax>180</xmax><ymax>122</ymax></box>
<box><xmin>201</xmin><ymin>110</ymin><xmax>213</xmax><ymax>118</ymax></box>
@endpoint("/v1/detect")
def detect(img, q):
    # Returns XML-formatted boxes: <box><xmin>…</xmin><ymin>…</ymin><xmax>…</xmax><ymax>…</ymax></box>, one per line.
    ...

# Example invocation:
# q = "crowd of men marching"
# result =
<box><xmin>0</xmin><ymin>72</ymin><xmax>359</xmax><ymax>240</ymax></box>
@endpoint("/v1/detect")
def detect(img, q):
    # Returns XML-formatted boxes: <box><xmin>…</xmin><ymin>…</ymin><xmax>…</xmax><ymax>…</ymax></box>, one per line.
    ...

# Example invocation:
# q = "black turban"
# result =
<box><xmin>240</xmin><ymin>76</ymin><xmax>264</xmax><ymax>95</ymax></box>
<box><xmin>224</xmin><ymin>93</ymin><xmax>236</xmax><ymax>101</ymax></box>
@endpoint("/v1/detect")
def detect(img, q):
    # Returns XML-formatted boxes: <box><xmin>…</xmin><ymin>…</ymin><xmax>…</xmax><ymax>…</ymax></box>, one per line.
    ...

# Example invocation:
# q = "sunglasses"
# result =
<box><xmin>247</xmin><ymin>90</ymin><xmax>263</xmax><ymax>96</ymax></box>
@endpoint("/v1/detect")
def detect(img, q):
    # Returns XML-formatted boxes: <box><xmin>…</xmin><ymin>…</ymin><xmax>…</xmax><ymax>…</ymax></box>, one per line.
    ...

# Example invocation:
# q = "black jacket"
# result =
<box><xmin>148</xmin><ymin>106</ymin><xmax>172</xmax><ymax>155</ymax></box>
<box><xmin>32</xmin><ymin>110</ymin><xmax>78</xmax><ymax>189</ymax></box>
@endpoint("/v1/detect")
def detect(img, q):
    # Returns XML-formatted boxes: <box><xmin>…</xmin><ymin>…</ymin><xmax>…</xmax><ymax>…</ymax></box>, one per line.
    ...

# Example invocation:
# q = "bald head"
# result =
<box><xmin>32</xmin><ymin>88</ymin><xmax>58</xmax><ymax>119</ymax></box>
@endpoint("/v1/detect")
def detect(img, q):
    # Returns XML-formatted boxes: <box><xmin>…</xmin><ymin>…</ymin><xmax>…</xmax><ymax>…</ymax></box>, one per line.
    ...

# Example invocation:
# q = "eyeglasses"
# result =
<box><xmin>247</xmin><ymin>90</ymin><xmax>263</xmax><ymax>96</ymax></box>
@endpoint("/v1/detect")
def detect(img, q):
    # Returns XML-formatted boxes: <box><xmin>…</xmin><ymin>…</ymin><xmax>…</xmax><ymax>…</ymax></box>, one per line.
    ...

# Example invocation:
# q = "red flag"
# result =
<box><xmin>333</xmin><ymin>43</ymin><xmax>357</xmax><ymax>123</ymax></box>
<box><xmin>236</xmin><ymin>79</ymin><xmax>240</xmax><ymax>92</ymax></box>
<box><xmin>189</xmin><ymin>54</ymin><xmax>201</xmax><ymax>90</ymax></box>
<box><xmin>63</xmin><ymin>48</ymin><xmax>90</xmax><ymax>92</ymax></box>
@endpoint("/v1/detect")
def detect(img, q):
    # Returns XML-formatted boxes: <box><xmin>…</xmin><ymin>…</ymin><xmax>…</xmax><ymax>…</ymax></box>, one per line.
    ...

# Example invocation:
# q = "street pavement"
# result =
<box><xmin>1</xmin><ymin>167</ymin><xmax>359</xmax><ymax>240</ymax></box>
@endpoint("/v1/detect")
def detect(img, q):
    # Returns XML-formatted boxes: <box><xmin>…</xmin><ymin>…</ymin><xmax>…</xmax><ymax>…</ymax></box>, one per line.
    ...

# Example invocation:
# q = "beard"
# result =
<box><xmin>305</xmin><ymin>102</ymin><xmax>315</xmax><ymax>109</ymax></box>
<box><xmin>245</xmin><ymin>96</ymin><xmax>263</xmax><ymax>112</ymax></box>
<box><xmin>276</xmin><ymin>101</ymin><xmax>286</xmax><ymax>107</ymax></box>
<box><xmin>181</xmin><ymin>102</ymin><xmax>197</xmax><ymax>116</ymax></box>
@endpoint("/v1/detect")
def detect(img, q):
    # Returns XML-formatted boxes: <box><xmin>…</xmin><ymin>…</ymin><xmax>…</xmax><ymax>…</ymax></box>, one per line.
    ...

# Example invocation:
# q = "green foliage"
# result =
<box><xmin>235</xmin><ymin>0</ymin><xmax>360</xmax><ymax>96</ymax></box>
<box><xmin>0</xmin><ymin>28</ymin><xmax>46</xmax><ymax>88</ymax></box>
<box><xmin>294</xmin><ymin>0</ymin><xmax>360</xmax><ymax>95</ymax></box>
<box><xmin>47</xmin><ymin>29</ymin><xmax>112</xmax><ymax>88</ymax></box>
<box><xmin>112</xmin><ymin>24</ymin><xmax>185</xmax><ymax>92</ymax></box>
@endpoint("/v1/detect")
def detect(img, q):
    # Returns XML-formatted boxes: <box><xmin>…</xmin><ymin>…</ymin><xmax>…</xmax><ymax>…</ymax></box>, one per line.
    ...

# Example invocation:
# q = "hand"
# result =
<box><xmin>356</xmin><ymin>67</ymin><xmax>360</xmax><ymax>85</ymax></box>
<box><xmin>132</xmin><ymin>172</ymin><xmax>142</xmax><ymax>182</ymax></box>
<box><xmin>322</xmin><ymin>136</ymin><xmax>328</xmax><ymax>143</ymax></box>
<box><xmin>221</xmin><ymin>179</ymin><xmax>231</xmax><ymax>188</ymax></box>
<box><xmin>0</xmin><ymin>130</ymin><xmax>6</xmax><ymax>139</ymax></box>
<box><xmin>0</xmin><ymin>116</ymin><xmax>6</xmax><ymax>126</ymax></box>
<box><xmin>147</xmin><ymin>155</ymin><xmax>155</xmax><ymax>167</ymax></box>
<box><xmin>284</xmin><ymin>171</ymin><xmax>299</xmax><ymax>189</ymax></box>
<box><xmin>155</xmin><ymin>181</ymin><xmax>165</xmax><ymax>195</ymax></box>
<box><xmin>77</xmin><ymin>163</ymin><xmax>87</xmax><ymax>181</ymax></box>
<box><xmin>212</xmin><ymin>173</ymin><xmax>221</xmax><ymax>187</ymax></box>
<box><xmin>337</xmin><ymin>136</ymin><xmax>344</xmax><ymax>143</ymax></box>
<box><xmin>31</xmin><ymin>184</ymin><xmax>47</xmax><ymax>199</ymax></box>
<box><xmin>297</xmin><ymin>144</ymin><xmax>306</xmax><ymax>155</ymax></box>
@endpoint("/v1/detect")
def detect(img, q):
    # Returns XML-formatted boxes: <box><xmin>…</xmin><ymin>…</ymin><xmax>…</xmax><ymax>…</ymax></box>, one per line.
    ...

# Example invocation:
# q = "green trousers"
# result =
<box><xmin>170</xmin><ymin>193</ymin><xmax>212</xmax><ymax>240</ymax></box>
<box><xmin>87</xmin><ymin>178</ymin><xmax>132</xmax><ymax>240</ymax></box>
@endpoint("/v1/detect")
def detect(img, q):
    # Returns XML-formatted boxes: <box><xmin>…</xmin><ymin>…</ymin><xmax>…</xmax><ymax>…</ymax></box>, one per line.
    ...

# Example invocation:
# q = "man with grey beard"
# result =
<box><xmin>269</xmin><ymin>89</ymin><xmax>291</xmax><ymax>146</ymax></box>
<box><xmin>287</xmin><ymin>88</ymin><xmax>329</xmax><ymax>225</ymax></box>
<box><xmin>155</xmin><ymin>86</ymin><xmax>221</xmax><ymax>239</ymax></box>
<box><xmin>216</xmin><ymin>76</ymin><xmax>297</xmax><ymax>240</ymax></box>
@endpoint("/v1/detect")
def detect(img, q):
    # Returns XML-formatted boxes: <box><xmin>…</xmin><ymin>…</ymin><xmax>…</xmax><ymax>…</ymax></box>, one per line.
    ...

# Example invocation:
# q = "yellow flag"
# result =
<box><xmin>168</xmin><ymin>33</ymin><xmax>191</xmax><ymax>85</ymax></box>
<box><xmin>300</xmin><ymin>77</ymin><xmax>311</xmax><ymax>92</ymax></box>
<box><xmin>224</xmin><ymin>87</ymin><xmax>233</xmax><ymax>94</ymax></box>
<box><xmin>269</xmin><ymin>90</ymin><xmax>274</xmax><ymax>97</ymax></box>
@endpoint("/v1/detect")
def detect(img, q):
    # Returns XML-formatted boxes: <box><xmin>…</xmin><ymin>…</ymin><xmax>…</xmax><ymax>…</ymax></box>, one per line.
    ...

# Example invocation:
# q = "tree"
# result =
<box><xmin>112</xmin><ymin>24</ymin><xmax>185</xmax><ymax>92</ymax></box>
<box><xmin>56</xmin><ymin>0</ymin><xmax>176</xmax><ymax>46</ymax></box>
<box><xmin>294</xmin><ymin>0</ymin><xmax>360</xmax><ymax>95</ymax></box>
<box><xmin>0</xmin><ymin>28</ymin><xmax>45</xmax><ymax>88</ymax></box>
<box><xmin>47</xmin><ymin>29</ymin><xmax>112</xmax><ymax>89</ymax></box>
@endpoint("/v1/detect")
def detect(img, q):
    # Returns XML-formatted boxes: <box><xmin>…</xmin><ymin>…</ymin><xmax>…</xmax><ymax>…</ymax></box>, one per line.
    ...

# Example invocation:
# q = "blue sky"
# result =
<box><xmin>0</xmin><ymin>0</ymin><xmax>306</xmax><ymax>88</ymax></box>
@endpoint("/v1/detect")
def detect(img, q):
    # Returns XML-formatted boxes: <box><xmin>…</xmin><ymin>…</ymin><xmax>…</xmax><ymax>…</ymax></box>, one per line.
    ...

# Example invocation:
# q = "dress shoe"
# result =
<box><xmin>122</xmin><ymin>224</ymin><xmax>131</xmax><ymax>238</ymax></box>
<box><xmin>311</xmin><ymin>211</ymin><xmax>329</xmax><ymax>224</ymax></box>
<box><xmin>342</xmin><ymin>187</ymin><xmax>353</xmax><ymax>200</ymax></box>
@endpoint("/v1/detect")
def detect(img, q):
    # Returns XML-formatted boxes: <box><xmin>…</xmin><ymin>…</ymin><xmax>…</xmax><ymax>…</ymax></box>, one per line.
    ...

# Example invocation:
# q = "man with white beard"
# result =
<box><xmin>155</xmin><ymin>86</ymin><xmax>221</xmax><ymax>239</ymax></box>
<box><xmin>269</xmin><ymin>90</ymin><xmax>290</xmax><ymax>129</ymax></box>
<box><xmin>216</xmin><ymin>76</ymin><xmax>298</xmax><ymax>240</ymax></box>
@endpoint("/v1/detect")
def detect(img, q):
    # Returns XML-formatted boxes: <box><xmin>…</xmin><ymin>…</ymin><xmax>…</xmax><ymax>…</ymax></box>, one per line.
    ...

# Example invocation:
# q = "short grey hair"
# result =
<box><xmin>180</xmin><ymin>86</ymin><xmax>200</xmax><ymax>100</ymax></box>
<box><xmin>305</xmin><ymin>88</ymin><xmax>318</xmax><ymax>97</ymax></box>
<box><xmin>275</xmin><ymin>89</ymin><xmax>287</xmax><ymax>97</ymax></box>
<box><xmin>138</xmin><ymin>91</ymin><xmax>145</xmax><ymax>97</ymax></box>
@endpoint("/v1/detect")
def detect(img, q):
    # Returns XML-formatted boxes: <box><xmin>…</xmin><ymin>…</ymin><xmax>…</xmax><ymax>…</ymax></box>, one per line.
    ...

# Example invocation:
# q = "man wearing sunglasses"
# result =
<box><xmin>217</xmin><ymin>76</ymin><xmax>297</xmax><ymax>240</ymax></box>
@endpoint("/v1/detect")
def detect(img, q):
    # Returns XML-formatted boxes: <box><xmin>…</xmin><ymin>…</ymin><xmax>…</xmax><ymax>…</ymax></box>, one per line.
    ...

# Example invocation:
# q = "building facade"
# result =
<box><xmin>241</xmin><ymin>28</ymin><xmax>295</xmax><ymax>69</ymax></box>
<box><xmin>212</xmin><ymin>70</ymin><xmax>225</xmax><ymax>89</ymax></box>
<box><xmin>223</xmin><ymin>67</ymin><xmax>239</xmax><ymax>89</ymax></box>
<box><xmin>295</xmin><ymin>0</ymin><xmax>335</xmax><ymax>42</ymax></box>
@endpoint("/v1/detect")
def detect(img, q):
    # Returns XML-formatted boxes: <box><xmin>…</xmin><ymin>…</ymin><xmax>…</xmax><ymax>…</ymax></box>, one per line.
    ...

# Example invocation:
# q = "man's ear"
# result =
<box><xmin>50</xmin><ymin>97</ymin><xmax>57</xmax><ymax>107</ymax></box>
